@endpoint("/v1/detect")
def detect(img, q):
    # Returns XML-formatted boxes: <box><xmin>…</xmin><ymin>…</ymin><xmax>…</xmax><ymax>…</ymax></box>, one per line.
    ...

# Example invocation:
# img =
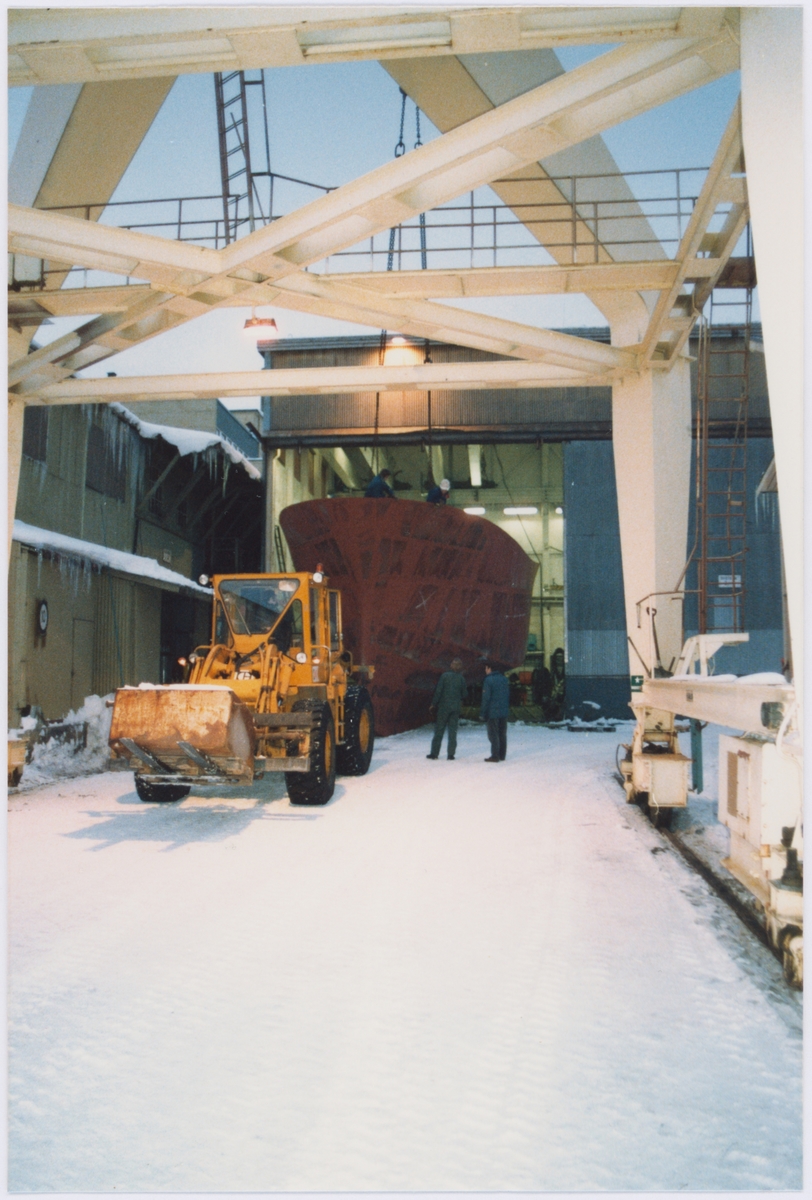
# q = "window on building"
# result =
<box><xmin>293</xmin><ymin>448</ymin><xmax>301</xmax><ymax>481</ymax></box>
<box><xmin>22</xmin><ymin>406</ymin><xmax>48</xmax><ymax>462</ymax></box>
<box><xmin>308</xmin><ymin>450</ymin><xmax>315</xmax><ymax>494</ymax></box>
<box><xmin>86</xmin><ymin>419</ymin><xmax>127</xmax><ymax>500</ymax></box>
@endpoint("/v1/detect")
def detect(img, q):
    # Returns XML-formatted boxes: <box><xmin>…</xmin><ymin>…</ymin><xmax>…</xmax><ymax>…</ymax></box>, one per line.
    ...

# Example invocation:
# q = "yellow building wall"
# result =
<box><xmin>8</xmin><ymin>544</ymin><xmax>164</xmax><ymax>724</ymax></box>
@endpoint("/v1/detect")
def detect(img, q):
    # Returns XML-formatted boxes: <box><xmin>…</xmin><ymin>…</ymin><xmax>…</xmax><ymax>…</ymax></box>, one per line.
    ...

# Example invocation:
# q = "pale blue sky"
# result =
<box><xmin>9</xmin><ymin>48</ymin><xmax>745</xmax><ymax>393</ymax></box>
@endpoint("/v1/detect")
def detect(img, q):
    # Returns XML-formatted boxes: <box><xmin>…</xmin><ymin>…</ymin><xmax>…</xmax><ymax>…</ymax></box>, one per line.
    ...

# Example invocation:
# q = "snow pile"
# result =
<box><xmin>670</xmin><ymin>672</ymin><xmax>738</xmax><ymax>682</ymax></box>
<box><xmin>8</xmin><ymin>715</ymin><xmax>38</xmax><ymax>742</ymax></box>
<box><xmin>738</xmin><ymin>671</ymin><xmax>789</xmax><ymax>685</ymax></box>
<box><xmin>671</xmin><ymin>672</ymin><xmax>788</xmax><ymax>685</ymax></box>
<box><xmin>567</xmin><ymin>715</ymin><xmax>618</xmax><ymax>731</ymax></box>
<box><xmin>13</xmin><ymin>521</ymin><xmax>211</xmax><ymax>596</ymax></box>
<box><xmin>123</xmin><ymin>683</ymin><xmax>225</xmax><ymax>691</ymax></box>
<box><xmin>111</xmin><ymin>403</ymin><xmax>261</xmax><ymax>480</ymax></box>
<box><xmin>15</xmin><ymin>695</ymin><xmax>114</xmax><ymax>791</ymax></box>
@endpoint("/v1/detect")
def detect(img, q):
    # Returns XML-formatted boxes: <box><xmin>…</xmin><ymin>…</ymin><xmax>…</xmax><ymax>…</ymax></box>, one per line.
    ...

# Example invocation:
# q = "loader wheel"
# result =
<box><xmin>286</xmin><ymin>700</ymin><xmax>336</xmax><ymax>806</ymax></box>
<box><xmin>135</xmin><ymin>776</ymin><xmax>191</xmax><ymax>803</ymax></box>
<box><xmin>336</xmin><ymin>685</ymin><xmax>374</xmax><ymax>776</ymax></box>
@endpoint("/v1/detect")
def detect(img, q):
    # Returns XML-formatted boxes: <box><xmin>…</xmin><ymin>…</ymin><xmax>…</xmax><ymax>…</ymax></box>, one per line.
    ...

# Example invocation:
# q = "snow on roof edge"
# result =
<box><xmin>13</xmin><ymin>520</ymin><xmax>212</xmax><ymax>596</ymax></box>
<box><xmin>110</xmin><ymin>403</ymin><xmax>261</xmax><ymax>480</ymax></box>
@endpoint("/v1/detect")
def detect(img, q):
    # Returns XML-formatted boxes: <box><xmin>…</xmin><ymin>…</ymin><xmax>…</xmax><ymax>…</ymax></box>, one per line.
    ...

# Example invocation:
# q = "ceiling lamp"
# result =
<box><xmin>464</xmin><ymin>506</ymin><xmax>486</xmax><ymax>516</ymax></box>
<box><xmin>243</xmin><ymin>311</ymin><xmax>279</xmax><ymax>340</ymax></box>
<box><xmin>504</xmin><ymin>506</ymin><xmax>538</xmax><ymax>516</ymax></box>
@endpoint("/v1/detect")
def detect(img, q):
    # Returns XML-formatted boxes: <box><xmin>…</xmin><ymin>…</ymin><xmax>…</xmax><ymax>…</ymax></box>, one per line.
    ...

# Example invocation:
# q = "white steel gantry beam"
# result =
<box><xmin>639</xmin><ymin>99</ymin><xmax>748</xmax><ymax>364</ymax></box>
<box><xmin>9</xmin><ymin>31</ymin><xmax>739</xmax><ymax>396</ymax></box>
<box><xmin>8</xmin><ymin>77</ymin><xmax>174</xmax><ymax>359</ymax></box>
<box><xmin>25</xmin><ymin>360</ymin><xmax>616</xmax><ymax>406</ymax></box>
<box><xmin>740</xmin><ymin>7</ymin><xmax>804</xmax><ymax>719</ymax></box>
<box><xmin>8</xmin><ymin>7</ymin><xmax>737</xmax><ymax>86</ymax></box>
<box><xmin>324</xmin><ymin>260</ymin><xmax>681</xmax><ymax>299</ymax></box>
<box><xmin>7</xmin><ymin>261</ymin><xmax>679</xmax><ymax>322</ymax></box>
<box><xmin>383</xmin><ymin>48</ymin><xmax>660</xmax><ymax>339</ymax></box>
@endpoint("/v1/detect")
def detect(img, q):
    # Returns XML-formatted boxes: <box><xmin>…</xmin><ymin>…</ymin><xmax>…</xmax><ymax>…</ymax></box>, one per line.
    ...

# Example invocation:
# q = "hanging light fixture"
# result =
<box><xmin>243</xmin><ymin>309</ymin><xmax>279</xmax><ymax>340</ymax></box>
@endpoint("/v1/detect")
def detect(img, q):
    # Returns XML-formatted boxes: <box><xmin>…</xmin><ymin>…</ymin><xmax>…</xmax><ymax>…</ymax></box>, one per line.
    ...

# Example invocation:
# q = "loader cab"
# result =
<box><xmin>214</xmin><ymin>574</ymin><xmax>307</xmax><ymax>652</ymax></box>
<box><xmin>211</xmin><ymin>573</ymin><xmax>344</xmax><ymax>691</ymax></box>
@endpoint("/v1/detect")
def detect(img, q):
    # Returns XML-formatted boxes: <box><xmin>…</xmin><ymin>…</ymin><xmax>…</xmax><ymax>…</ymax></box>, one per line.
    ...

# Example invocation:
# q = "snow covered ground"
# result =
<box><xmin>8</xmin><ymin>723</ymin><xmax>802</xmax><ymax>1192</ymax></box>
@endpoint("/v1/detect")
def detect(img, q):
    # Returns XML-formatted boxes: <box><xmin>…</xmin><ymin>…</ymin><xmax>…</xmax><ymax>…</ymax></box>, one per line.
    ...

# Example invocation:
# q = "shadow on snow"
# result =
<box><xmin>63</xmin><ymin>774</ymin><xmax>345</xmax><ymax>851</ymax></box>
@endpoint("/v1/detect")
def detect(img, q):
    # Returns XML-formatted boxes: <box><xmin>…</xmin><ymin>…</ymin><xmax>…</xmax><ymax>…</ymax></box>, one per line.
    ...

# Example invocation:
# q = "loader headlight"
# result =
<box><xmin>198</xmin><ymin>574</ymin><xmax>210</xmax><ymax>586</ymax></box>
<box><xmin>312</xmin><ymin>571</ymin><xmax>324</xmax><ymax>583</ymax></box>
<box><xmin>296</xmin><ymin>652</ymin><xmax>307</xmax><ymax>664</ymax></box>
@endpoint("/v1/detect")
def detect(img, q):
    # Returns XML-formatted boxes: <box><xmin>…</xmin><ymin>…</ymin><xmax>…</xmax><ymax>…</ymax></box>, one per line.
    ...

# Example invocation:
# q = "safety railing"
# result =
<box><xmin>30</xmin><ymin>165</ymin><xmax>723</xmax><ymax>294</ymax></box>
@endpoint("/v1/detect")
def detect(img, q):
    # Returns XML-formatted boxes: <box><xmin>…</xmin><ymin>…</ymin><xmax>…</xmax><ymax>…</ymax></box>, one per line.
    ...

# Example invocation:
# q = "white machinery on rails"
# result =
<box><xmin>618</xmin><ymin>633</ymin><xmax>802</xmax><ymax>988</ymax></box>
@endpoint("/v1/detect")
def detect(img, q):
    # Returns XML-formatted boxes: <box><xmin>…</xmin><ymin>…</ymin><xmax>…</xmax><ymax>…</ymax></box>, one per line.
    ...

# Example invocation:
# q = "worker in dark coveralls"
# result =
<box><xmin>365</xmin><ymin>468</ymin><xmax>395</xmax><ymax>498</ymax></box>
<box><xmin>427</xmin><ymin>657</ymin><xmax>467</xmax><ymax>760</ymax></box>
<box><xmin>480</xmin><ymin>661</ymin><xmax>510</xmax><ymax>761</ymax></box>
<box><xmin>426</xmin><ymin>478</ymin><xmax>450</xmax><ymax>504</ymax></box>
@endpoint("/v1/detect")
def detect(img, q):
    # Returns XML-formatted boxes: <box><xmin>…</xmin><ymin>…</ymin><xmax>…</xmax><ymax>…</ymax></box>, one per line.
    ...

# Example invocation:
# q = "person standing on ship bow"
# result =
<box><xmin>427</xmin><ymin>658</ymin><xmax>467</xmax><ymax>760</ymax></box>
<box><xmin>365</xmin><ymin>468</ymin><xmax>395</xmax><ymax>498</ymax></box>
<box><xmin>426</xmin><ymin>479</ymin><xmax>450</xmax><ymax>504</ymax></box>
<box><xmin>480</xmin><ymin>661</ymin><xmax>510</xmax><ymax>761</ymax></box>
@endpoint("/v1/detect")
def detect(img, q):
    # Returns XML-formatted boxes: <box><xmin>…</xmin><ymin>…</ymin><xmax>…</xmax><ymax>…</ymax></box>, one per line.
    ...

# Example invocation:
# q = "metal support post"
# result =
<box><xmin>690</xmin><ymin>719</ymin><xmax>703</xmax><ymax>794</ymax></box>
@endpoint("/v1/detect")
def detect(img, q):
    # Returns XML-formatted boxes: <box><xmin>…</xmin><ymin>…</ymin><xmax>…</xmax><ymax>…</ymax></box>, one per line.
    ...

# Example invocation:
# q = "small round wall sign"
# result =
<box><xmin>37</xmin><ymin>599</ymin><xmax>49</xmax><ymax>633</ymax></box>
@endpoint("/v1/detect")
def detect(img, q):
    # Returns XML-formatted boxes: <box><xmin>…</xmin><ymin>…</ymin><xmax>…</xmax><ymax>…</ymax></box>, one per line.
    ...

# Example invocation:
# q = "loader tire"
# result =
<box><xmin>135</xmin><ymin>776</ymin><xmax>191</xmax><ymax>803</ymax></box>
<box><xmin>286</xmin><ymin>700</ymin><xmax>336</xmax><ymax>806</ymax></box>
<box><xmin>336</xmin><ymin>685</ymin><xmax>374</xmax><ymax>776</ymax></box>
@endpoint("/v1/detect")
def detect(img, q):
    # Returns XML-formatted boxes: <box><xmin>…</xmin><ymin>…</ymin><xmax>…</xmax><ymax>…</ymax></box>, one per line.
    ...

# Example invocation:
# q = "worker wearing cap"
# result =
<box><xmin>427</xmin><ymin>478</ymin><xmax>451</xmax><ymax>504</ymax></box>
<box><xmin>427</xmin><ymin>658</ymin><xmax>467</xmax><ymax>760</ymax></box>
<box><xmin>480</xmin><ymin>661</ymin><xmax>510</xmax><ymax>761</ymax></box>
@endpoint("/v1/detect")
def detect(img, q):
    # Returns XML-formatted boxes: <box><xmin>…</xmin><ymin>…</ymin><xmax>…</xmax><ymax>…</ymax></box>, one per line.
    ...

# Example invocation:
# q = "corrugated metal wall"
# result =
<box><xmin>260</xmin><ymin>332</ymin><xmax>771</xmax><ymax>442</ymax></box>
<box><xmin>564</xmin><ymin>441</ymin><xmax>630</xmax><ymax>717</ymax></box>
<box><xmin>94</xmin><ymin>574</ymin><xmax>134</xmax><ymax>695</ymax></box>
<box><xmin>266</xmin><ymin>386</ymin><xmax>613</xmax><ymax>435</ymax></box>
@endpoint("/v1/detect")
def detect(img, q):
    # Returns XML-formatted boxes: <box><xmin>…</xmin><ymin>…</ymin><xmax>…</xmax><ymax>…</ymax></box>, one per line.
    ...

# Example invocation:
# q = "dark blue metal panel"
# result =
<box><xmin>563</xmin><ymin>441</ymin><xmax>630</xmax><ymax>717</ymax></box>
<box><xmin>564</xmin><ymin>441</ymin><xmax>626</xmax><ymax>634</ymax></box>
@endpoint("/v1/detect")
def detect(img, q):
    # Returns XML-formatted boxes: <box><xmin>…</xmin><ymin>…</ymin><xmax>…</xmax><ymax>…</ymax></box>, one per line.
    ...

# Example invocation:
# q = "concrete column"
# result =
<box><xmin>8</xmin><ymin>397</ymin><xmax>26</xmax><ymax>563</ymax></box>
<box><xmin>611</xmin><ymin>359</ymin><xmax>692</xmax><ymax>678</ymax></box>
<box><xmin>740</xmin><ymin>7</ymin><xmax>803</xmax><ymax>715</ymax></box>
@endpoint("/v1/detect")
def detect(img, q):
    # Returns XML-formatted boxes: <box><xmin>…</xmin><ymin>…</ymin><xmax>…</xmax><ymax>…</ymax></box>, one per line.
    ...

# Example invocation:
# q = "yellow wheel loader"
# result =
<box><xmin>108</xmin><ymin>570</ymin><xmax>374</xmax><ymax>806</ymax></box>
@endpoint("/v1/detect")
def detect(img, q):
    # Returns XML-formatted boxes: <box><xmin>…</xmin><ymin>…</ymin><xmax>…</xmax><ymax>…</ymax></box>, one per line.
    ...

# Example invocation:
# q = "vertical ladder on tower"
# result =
<box><xmin>695</xmin><ymin>277</ymin><xmax>753</xmax><ymax>633</ymax></box>
<box><xmin>213</xmin><ymin>70</ymin><xmax>272</xmax><ymax>245</ymax></box>
<box><xmin>274</xmin><ymin>525</ymin><xmax>288</xmax><ymax>573</ymax></box>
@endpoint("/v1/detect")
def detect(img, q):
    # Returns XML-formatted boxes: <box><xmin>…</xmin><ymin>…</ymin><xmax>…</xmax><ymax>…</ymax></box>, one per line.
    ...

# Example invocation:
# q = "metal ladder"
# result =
<box><xmin>273</xmin><ymin>525</ymin><xmax>288</xmax><ymax>573</ymax></box>
<box><xmin>213</xmin><ymin>70</ymin><xmax>272</xmax><ymax>245</ymax></box>
<box><xmin>695</xmin><ymin>278</ymin><xmax>753</xmax><ymax>633</ymax></box>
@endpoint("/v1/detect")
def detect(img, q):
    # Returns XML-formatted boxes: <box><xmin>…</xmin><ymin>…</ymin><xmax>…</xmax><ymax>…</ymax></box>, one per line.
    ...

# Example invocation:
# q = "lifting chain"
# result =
<box><xmin>375</xmin><ymin>90</ymin><xmax>427</xmax><ymax>475</ymax></box>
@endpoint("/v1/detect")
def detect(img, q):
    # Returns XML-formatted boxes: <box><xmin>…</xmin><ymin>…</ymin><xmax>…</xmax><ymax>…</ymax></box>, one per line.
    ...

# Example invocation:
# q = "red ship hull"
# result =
<box><xmin>279</xmin><ymin>498</ymin><xmax>538</xmax><ymax>737</ymax></box>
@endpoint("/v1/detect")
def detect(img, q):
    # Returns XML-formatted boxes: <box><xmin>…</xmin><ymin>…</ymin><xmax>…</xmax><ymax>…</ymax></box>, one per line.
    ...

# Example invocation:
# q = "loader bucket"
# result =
<box><xmin>109</xmin><ymin>685</ymin><xmax>257</xmax><ymax>782</ymax></box>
